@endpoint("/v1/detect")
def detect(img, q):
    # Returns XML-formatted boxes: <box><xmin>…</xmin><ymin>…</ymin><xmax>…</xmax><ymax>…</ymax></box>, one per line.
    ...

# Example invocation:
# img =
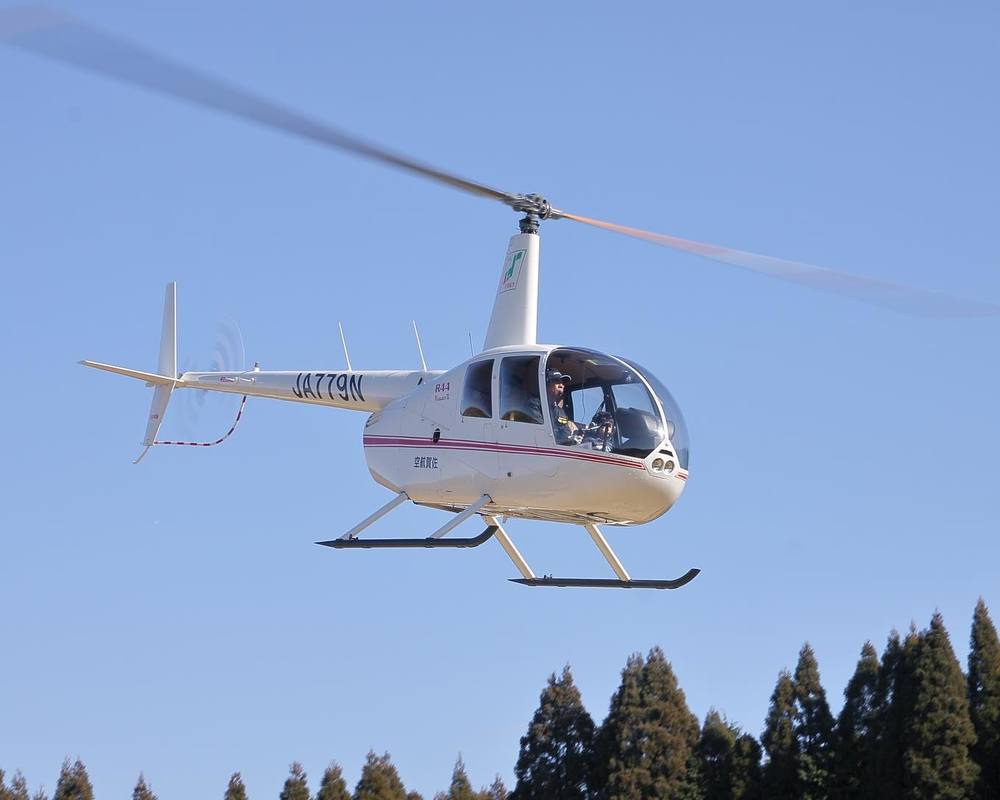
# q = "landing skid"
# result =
<box><xmin>319</xmin><ymin>492</ymin><xmax>699</xmax><ymax>590</ymax></box>
<box><xmin>511</xmin><ymin>570</ymin><xmax>700</xmax><ymax>590</ymax></box>
<box><xmin>318</xmin><ymin>525</ymin><xmax>497</xmax><ymax>550</ymax></box>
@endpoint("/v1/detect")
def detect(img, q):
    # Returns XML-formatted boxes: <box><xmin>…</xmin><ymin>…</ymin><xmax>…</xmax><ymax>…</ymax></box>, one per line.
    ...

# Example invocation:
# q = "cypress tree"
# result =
<box><xmin>51</xmin><ymin>759</ymin><xmax>92</xmax><ymax>800</ymax></box>
<box><xmin>405</xmin><ymin>795</ymin><xmax>423</xmax><ymax>800</ymax></box>
<box><xmin>869</xmin><ymin>629</ymin><xmax>919</xmax><ymax>799</ymax></box>
<box><xmin>761</xmin><ymin>671</ymin><xmax>798</xmax><ymax>800</ymax></box>
<box><xmin>316</xmin><ymin>763</ymin><xmax>350</xmax><ymax>800</ymax></box>
<box><xmin>31</xmin><ymin>791</ymin><xmax>47</xmax><ymax>800</ymax></box>
<box><xmin>511</xmin><ymin>666</ymin><xmax>595</xmax><ymax>800</ymax></box>
<box><xmin>730</xmin><ymin>734</ymin><xmax>762</xmax><ymax>800</ymax></box>
<box><xmin>696</xmin><ymin>710</ymin><xmax>734</xmax><ymax>800</ymax></box>
<box><xmin>793</xmin><ymin>643</ymin><xmax>835</xmax><ymax>799</ymax></box>
<box><xmin>436</xmin><ymin>756</ymin><xmax>477</xmax><ymax>800</ymax></box>
<box><xmin>484</xmin><ymin>776</ymin><xmax>508</xmax><ymax>800</ymax></box>
<box><xmin>354</xmin><ymin>752</ymin><xmax>407</xmax><ymax>800</ymax></box>
<box><xmin>132</xmin><ymin>774</ymin><xmax>157</xmax><ymax>800</ymax></box>
<box><xmin>968</xmin><ymin>598</ymin><xmax>1000</xmax><ymax>800</ymax></box>
<box><xmin>695</xmin><ymin>710</ymin><xmax>761</xmax><ymax>800</ymax></box>
<box><xmin>597</xmin><ymin>647</ymin><xmax>700</xmax><ymax>799</ymax></box>
<box><xmin>901</xmin><ymin>612</ymin><xmax>977</xmax><ymax>799</ymax></box>
<box><xmin>280</xmin><ymin>762</ymin><xmax>309</xmax><ymax>800</ymax></box>
<box><xmin>8</xmin><ymin>773</ymin><xmax>28</xmax><ymax>800</ymax></box>
<box><xmin>224</xmin><ymin>772</ymin><xmax>249</xmax><ymax>800</ymax></box>
<box><xmin>832</xmin><ymin>642</ymin><xmax>879</xmax><ymax>800</ymax></box>
<box><xmin>593</xmin><ymin>652</ymin><xmax>643</xmax><ymax>798</ymax></box>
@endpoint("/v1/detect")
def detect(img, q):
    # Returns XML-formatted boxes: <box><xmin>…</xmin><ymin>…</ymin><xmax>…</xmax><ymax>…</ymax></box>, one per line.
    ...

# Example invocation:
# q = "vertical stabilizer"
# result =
<box><xmin>142</xmin><ymin>282</ymin><xmax>177</xmax><ymax>447</ymax></box>
<box><xmin>158</xmin><ymin>282</ymin><xmax>177</xmax><ymax>379</ymax></box>
<box><xmin>483</xmin><ymin>232</ymin><xmax>539</xmax><ymax>350</ymax></box>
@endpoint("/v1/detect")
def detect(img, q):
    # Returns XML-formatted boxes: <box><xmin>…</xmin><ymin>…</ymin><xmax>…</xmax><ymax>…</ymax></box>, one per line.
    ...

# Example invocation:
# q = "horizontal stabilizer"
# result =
<box><xmin>79</xmin><ymin>360</ymin><xmax>178</xmax><ymax>386</ymax></box>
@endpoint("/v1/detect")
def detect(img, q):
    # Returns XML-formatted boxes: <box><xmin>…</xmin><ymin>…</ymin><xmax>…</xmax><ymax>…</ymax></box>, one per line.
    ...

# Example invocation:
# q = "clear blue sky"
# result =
<box><xmin>2</xmin><ymin>1</ymin><xmax>998</xmax><ymax>797</ymax></box>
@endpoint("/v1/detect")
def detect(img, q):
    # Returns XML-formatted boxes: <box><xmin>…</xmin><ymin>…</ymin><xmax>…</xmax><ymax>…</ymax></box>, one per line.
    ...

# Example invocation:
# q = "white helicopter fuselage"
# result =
<box><xmin>363</xmin><ymin>344</ymin><xmax>687</xmax><ymax>525</ymax></box>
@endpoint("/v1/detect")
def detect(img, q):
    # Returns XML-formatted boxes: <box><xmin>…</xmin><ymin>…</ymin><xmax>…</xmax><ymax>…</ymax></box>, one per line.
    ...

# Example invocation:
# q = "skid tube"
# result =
<box><xmin>511</xmin><ymin>571</ymin><xmax>700</xmax><ymax>590</ymax></box>
<box><xmin>318</xmin><ymin>525</ymin><xmax>497</xmax><ymax>550</ymax></box>
<box><xmin>316</xmin><ymin>493</ymin><xmax>497</xmax><ymax>550</ymax></box>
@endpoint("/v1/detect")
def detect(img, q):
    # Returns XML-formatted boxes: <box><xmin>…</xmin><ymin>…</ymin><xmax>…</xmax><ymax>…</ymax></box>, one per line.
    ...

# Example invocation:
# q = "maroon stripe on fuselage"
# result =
<box><xmin>362</xmin><ymin>435</ymin><xmax>646</xmax><ymax>470</ymax></box>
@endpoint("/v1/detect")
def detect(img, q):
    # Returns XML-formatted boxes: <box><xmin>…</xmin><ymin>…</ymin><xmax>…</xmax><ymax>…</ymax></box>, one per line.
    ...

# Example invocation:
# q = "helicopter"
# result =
<box><xmin>4</xmin><ymin>7</ymin><xmax>997</xmax><ymax>590</ymax></box>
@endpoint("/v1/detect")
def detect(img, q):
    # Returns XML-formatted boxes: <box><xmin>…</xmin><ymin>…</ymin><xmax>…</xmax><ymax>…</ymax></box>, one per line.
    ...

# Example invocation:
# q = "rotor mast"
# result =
<box><xmin>481</xmin><ymin>195</ymin><xmax>555</xmax><ymax>352</ymax></box>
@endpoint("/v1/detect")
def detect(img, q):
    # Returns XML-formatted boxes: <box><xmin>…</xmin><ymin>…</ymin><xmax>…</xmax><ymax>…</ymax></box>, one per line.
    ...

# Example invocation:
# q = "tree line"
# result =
<box><xmin>3</xmin><ymin>599</ymin><xmax>998</xmax><ymax>799</ymax></box>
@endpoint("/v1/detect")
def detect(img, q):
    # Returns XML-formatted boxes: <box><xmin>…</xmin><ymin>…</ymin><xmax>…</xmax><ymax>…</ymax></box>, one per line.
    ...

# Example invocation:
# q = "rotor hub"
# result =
<box><xmin>510</xmin><ymin>193</ymin><xmax>557</xmax><ymax>234</ymax></box>
<box><xmin>510</xmin><ymin>193</ymin><xmax>553</xmax><ymax>219</ymax></box>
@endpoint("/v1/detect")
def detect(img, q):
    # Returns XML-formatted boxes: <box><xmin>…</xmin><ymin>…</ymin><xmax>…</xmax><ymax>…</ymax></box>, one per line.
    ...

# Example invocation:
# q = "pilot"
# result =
<box><xmin>546</xmin><ymin>370</ymin><xmax>579</xmax><ymax>445</ymax></box>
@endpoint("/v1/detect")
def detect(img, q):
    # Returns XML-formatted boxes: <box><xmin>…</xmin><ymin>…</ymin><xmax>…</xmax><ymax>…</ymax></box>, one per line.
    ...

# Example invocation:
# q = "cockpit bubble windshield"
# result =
<box><xmin>544</xmin><ymin>348</ymin><xmax>667</xmax><ymax>459</ymax></box>
<box><xmin>621</xmin><ymin>357</ymin><xmax>690</xmax><ymax>469</ymax></box>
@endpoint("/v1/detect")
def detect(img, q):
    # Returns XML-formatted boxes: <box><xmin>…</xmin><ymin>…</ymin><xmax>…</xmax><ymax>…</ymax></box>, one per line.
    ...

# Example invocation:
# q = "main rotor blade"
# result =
<box><xmin>0</xmin><ymin>6</ymin><xmax>516</xmax><ymax>206</ymax></box>
<box><xmin>561</xmin><ymin>212</ymin><xmax>999</xmax><ymax>318</ymax></box>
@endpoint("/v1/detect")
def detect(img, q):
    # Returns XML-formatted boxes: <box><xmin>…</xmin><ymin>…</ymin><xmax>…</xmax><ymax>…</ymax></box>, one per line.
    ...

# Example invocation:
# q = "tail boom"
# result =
<box><xmin>178</xmin><ymin>369</ymin><xmax>440</xmax><ymax>412</ymax></box>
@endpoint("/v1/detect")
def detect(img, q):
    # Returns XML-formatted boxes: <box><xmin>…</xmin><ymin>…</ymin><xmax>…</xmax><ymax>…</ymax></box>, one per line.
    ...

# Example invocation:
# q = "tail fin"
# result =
<box><xmin>141</xmin><ymin>283</ymin><xmax>177</xmax><ymax>446</ymax></box>
<box><xmin>80</xmin><ymin>282</ymin><xmax>179</xmax><ymax>462</ymax></box>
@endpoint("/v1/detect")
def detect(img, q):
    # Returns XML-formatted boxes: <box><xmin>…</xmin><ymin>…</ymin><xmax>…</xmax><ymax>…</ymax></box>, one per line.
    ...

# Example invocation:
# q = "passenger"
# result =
<box><xmin>582</xmin><ymin>410</ymin><xmax>616</xmax><ymax>452</ymax></box>
<box><xmin>546</xmin><ymin>370</ymin><xmax>579</xmax><ymax>445</ymax></box>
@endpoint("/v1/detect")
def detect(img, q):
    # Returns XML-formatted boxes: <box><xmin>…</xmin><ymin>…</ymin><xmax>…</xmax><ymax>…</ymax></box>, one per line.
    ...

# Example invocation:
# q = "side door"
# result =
<box><xmin>448</xmin><ymin>358</ymin><xmax>500</xmax><ymax>491</ymax></box>
<box><xmin>496</xmin><ymin>354</ymin><xmax>557</xmax><ymax>480</ymax></box>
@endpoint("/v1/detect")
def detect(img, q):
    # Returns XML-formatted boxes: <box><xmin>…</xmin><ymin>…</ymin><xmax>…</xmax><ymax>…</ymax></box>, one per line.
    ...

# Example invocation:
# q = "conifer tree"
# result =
<box><xmin>224</xmin><ymin>772</ymin><xmax>248</xmax><ymax>800</ymax></box>
<box><xmin>596</xmin><ymin>647</ymin><xmax>700</xmax><ymax>799</ymax></box>
<box><xmin>8</xmin><ymin>772</ymin><xmax>28</xmax><ymax>800</ymax></box>
<box><xmin>901</xmin><ymin>613</ymin><xmax>977</xmax><ymax>799</ymax></box>
<box><xmin>483</xmin><ymin>776</ymin><xmax>508</xmax><ymax>800</ymax></box>
<box><xmin>511</xmin><ymin>666</ymin><xmax>595</xmax><ymax>800</ymax></box>
<box><xmin>316</xmin><ymin>763</ymin><xmax>350</xmax><ymax>800</ymax></box>
<box><xmin>436</xmin><ymin>756</ymin><xmax>477</xmax><ymax>800</ymax></box>
<box><xmin>280</xmin><ymin>763</ymin><xmax>309</xmax><ymax>800</ymax></box>
<box><xmin>31</xmin><ymin>791</ymin><xmax>47</xmax><ymax>800</ymax></box>
<box><xmin>132</xmin><ymin>774</ymin><xmax>157</xmax><ymax>800</ymax></box>
<box><xmin>354</xmin><ymin>752</ymin><xmax>407</xmax><ymax>800</ymax></box>
<box><xmin>793</xmin><ymin>643</ymin><xmax>835</xmax><ymax>799</ymax></box>
<box><xmin>593</xmin><ymin>652</ymin><xmax>643</xmax><ymax>797</ymax></box>
<box><xmin>405</xmin><ymin>794</ymin><xmax>423</xmax><ymax>800</ymax></box>
<box><xmin>868</xmin><ymin>629</ymin><xmax>919</xmax><ymax>799</ymax></box>
<box><xmin>695</xmin><ymin>710</ymin><xmax>761</xmax><ymax>800</ymax></box>
<box><xmin>697</xmin><ymin>710</ymin><xmax>734</xmax><ymax>800</ymax></box>
<box><xmin>761</xmin><ymin>671</ymin><xmax>798</xmax><ymax>800</ymax></box>
<box><xmin>730</xmin><ymin>733</ymin><xmax>762</xmax><ymax>800</ymax></box>
<box><xmin>832</xmin><ymin>642</ymin><xmax>879</xmax><ymax>800</ymax></box>
<box><xmin>968</xmin><ymin>598</ymin><xmax>1000</xmax><ymax>800</ymax></box>
<box><xmin>51</xmin><ymin>759</ymin><xmax>92</xmax><ymax>800</ymax></box>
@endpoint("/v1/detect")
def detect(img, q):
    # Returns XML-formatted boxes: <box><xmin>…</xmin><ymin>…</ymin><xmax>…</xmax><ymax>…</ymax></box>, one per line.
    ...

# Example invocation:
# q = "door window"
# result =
<box><xmin>461</xmin><ymin>360</ymin><xmax>494</xmax><ymax>418</ymax></box>
<box><xmin>499</xmin><ymin>356</ymin><xmax>543</xmax><ymax>424</ymax></box>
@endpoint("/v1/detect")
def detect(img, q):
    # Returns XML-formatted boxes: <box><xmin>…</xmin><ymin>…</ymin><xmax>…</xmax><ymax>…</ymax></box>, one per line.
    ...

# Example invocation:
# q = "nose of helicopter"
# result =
<box><xmin>622</xmin><ymin>456</ymin><xmax>688</xmax><ymax>524</ymax></box>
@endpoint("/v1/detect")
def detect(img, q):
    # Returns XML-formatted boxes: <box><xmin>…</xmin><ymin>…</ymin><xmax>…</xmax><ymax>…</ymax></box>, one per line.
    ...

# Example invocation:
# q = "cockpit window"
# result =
<box><xmin>621</xmin><ymin>357</ymin><xmax>690</xmax><ymax>469</ymax></box>
<box><xmin>544</xmin><ymin>348</ymin><xmax>667</xmax><ymax>458</ymax></box>
<box><xmin>500</xmin><ymin>356</ymin><xmax>543</xmax><ymax>423</ymax></box>
<box><xmin>461</xmin><ymin>360</ymin><xmax>494</xmax><ymax>418</ymax></box>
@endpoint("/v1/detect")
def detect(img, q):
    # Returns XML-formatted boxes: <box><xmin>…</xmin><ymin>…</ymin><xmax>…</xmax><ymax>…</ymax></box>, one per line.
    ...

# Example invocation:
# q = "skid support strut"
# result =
<box><xmin>507</xmin><ymin>522</ymin><xmax>700</xmax><ymax>590</ymax></box>
<box><xmin>316</xmin><ymin>494</ymin><xmax>498</xmax><ymax>550</ymax></box>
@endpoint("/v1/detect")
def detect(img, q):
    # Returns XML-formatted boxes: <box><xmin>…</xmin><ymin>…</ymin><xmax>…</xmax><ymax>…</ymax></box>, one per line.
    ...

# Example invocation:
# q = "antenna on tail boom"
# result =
<box><xmin>412</xmin><ymin>321</ymin><xmax>427</xmax><ymax>372</ymax></box>
<box><xmin>338</xmin><ymin>321</ymin><xmax>353</xmax><ymax>371</ymax></box>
